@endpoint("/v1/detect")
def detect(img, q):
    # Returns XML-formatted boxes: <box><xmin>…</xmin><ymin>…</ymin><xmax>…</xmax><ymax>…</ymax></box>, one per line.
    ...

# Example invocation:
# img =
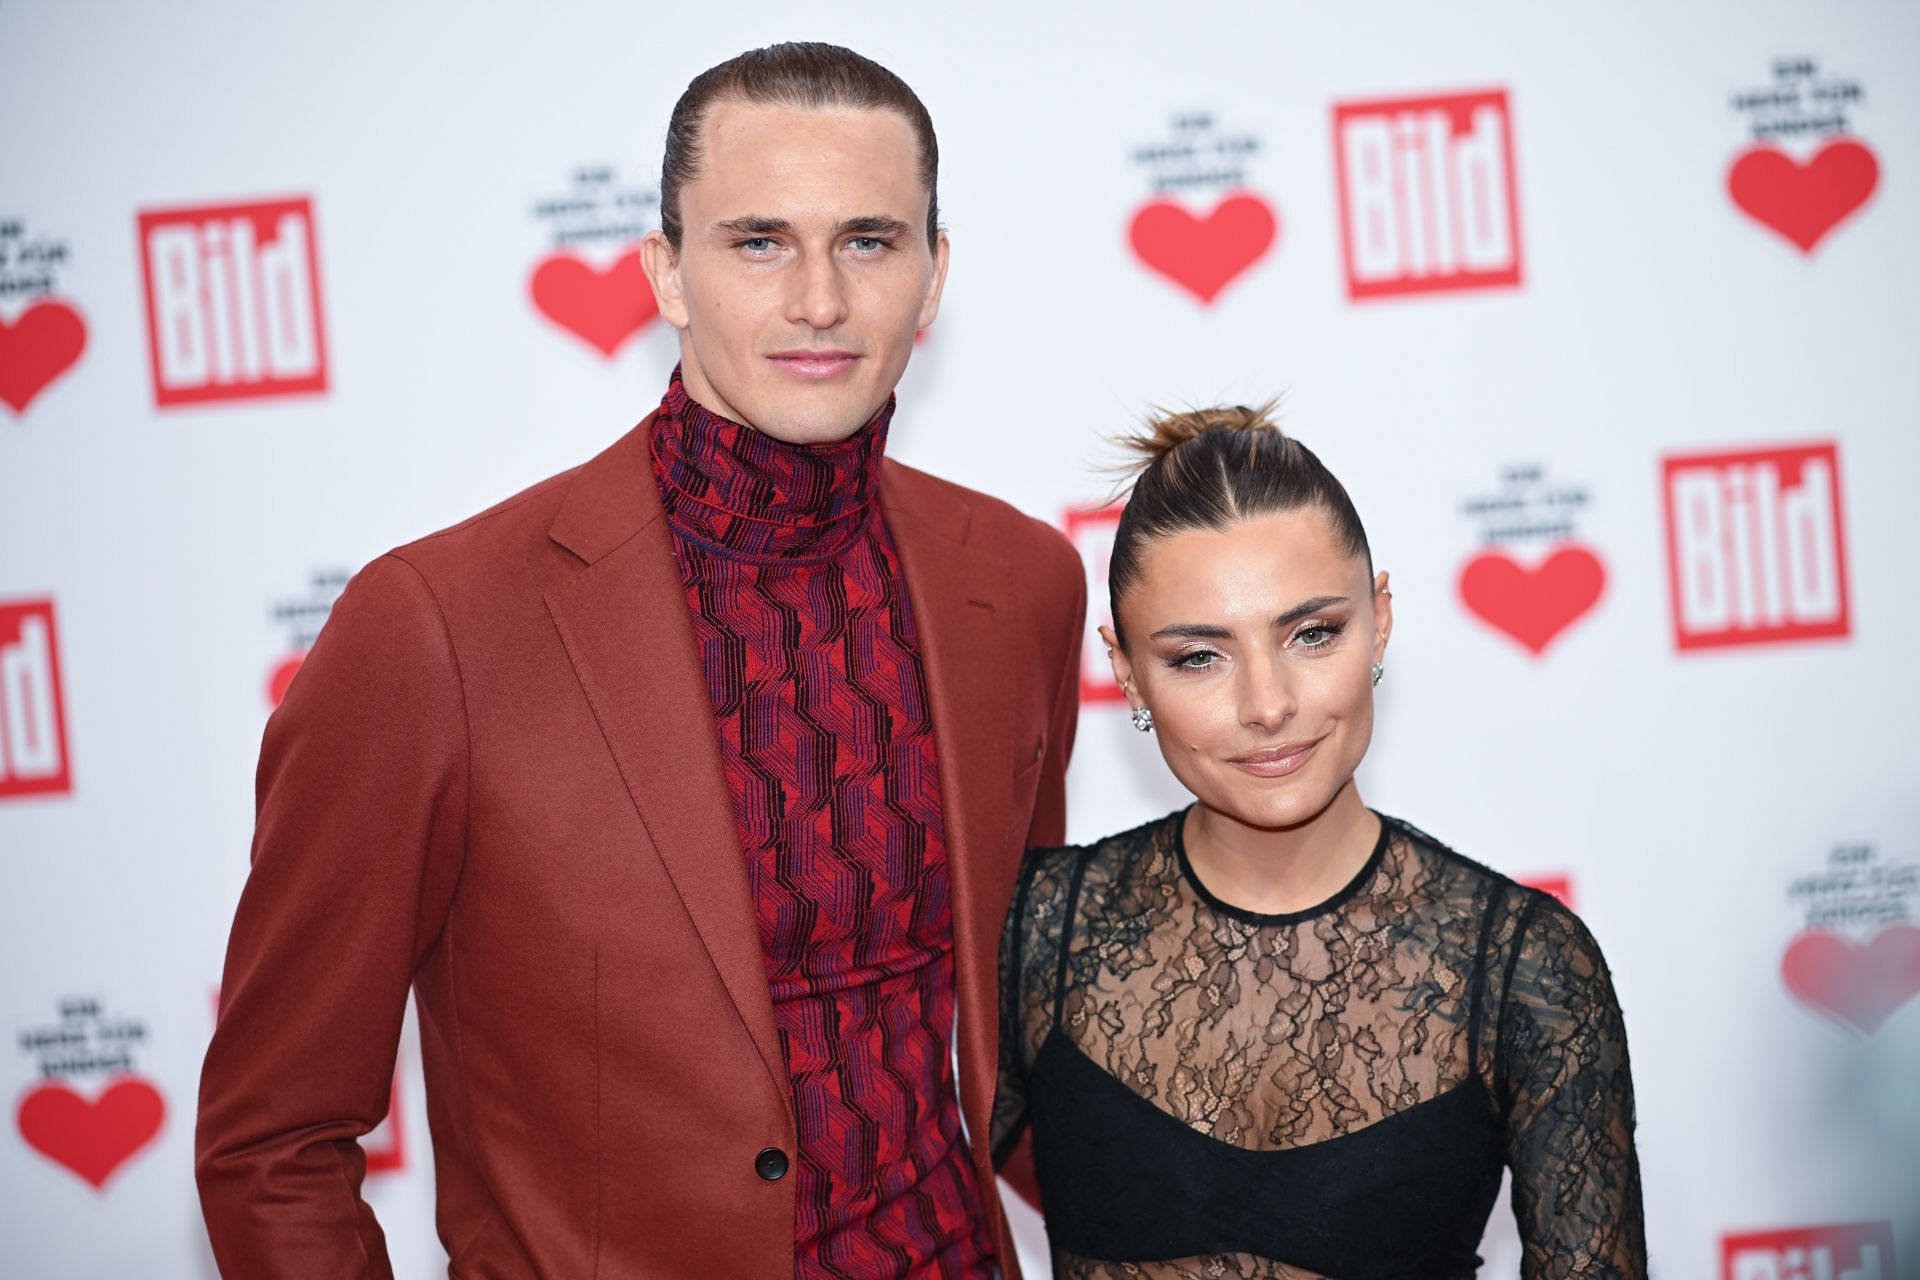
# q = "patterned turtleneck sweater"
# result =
<box><xmin>648</xmin><ymin>370</ymin><xmax>995</xmax><ymax>1279</ymax></box>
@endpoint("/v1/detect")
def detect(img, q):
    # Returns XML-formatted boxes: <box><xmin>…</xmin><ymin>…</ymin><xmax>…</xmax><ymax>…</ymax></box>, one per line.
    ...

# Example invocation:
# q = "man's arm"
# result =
<box><xmin>1000</xmin><ymin>527</ymin><xmax>1085</xmax><ymax>1212</ymax></box>
<box><xmin>197</xmin><ymin>554</ymin><xmax>469</xmax><ymax>1279</ymax></box>
<box><xmin>1022</xmin><ymin>527</ymin><xmax>1086</xmax><ymax>851</ymax></box>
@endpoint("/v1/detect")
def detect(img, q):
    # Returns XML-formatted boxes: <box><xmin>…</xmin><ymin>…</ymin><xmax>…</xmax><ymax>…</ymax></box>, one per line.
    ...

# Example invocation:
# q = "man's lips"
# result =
<box><xmin>1227</xmin><ymin>740</ymin><xmax>1320</xmax><ymax>778</ymax></box>
<box><xmin>766</xmin><ymin>350</ymin><xmax>861</xmax><ymax>378</ymax></box>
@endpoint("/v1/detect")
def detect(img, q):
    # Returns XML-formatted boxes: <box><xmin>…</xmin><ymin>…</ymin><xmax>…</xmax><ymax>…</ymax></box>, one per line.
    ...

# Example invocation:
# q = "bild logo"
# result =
<box><xmin>1332</xmin><ymin>88</ymin><xmax>1522</xmax><ymax>300</ymax></box>
<box><xmin>1663</xmin><ymin>442</ymin><xmax>1849</xmax><ymax>651</ymax></box>
<box><xmin>0</xmin><ymin>599</ymin><xmax>71</xmax><ymax>801</ymax></box>
<box><xmin>137</xmin><ymin>196</ymin><xmax>328</xmax><ymax>407</ymax></box>
<box><xmin>1722</xmin><ymin>1222</ymin><xmax>1895</xmax><ymax>1280</ymax></box>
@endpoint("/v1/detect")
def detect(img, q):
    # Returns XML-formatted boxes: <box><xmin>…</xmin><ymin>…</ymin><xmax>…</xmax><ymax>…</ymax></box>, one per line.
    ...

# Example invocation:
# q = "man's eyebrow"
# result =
<box><xmin>1147</xmin><ymin>597</ymin><xmax>1351</xmax><ymax>642</ymax></box>
<box><xmin>709</xmin><ymin>215</ymin><xmax>913</xmax><ymax>239</ymax></box>
<box><xmin>836</xmin><ymin>215</ymin><xmax>912</xmax><ymax>238</ymax></box>
<box><xmin>712</xmin><ymin>216</ymin><xmax>795</xmax><ymax>237</ymax></box>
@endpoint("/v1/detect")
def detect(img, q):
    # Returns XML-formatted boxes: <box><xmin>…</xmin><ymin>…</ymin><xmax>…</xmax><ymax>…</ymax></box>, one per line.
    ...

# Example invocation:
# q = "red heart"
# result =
<box><xmin>1128</xmin><ymin>193</ymin><xmax>1278</xmax><ymax>305</ymax></box>
<box><xmin>267</xmin><ymin>651</ymin><xmax>306</xmax><ymax>708</ymax></box>
<box><xmin>1782</xmin><ymin>925</ymin><xmax>1920</xmax><ymax>1034</ymax></box>
<box><xmin>17</xmin><ymin>1077</ymin><xmax>166</xmax><ymax>1189</ymax></box>
<box><xmin>0</xmin><ymin>299</ymin><xmax>87</xmax><ymax>414</ymax></box>
<box><xmin>529</xmin><ymin>249</ymin><xmax>659</xmax><ymax>357</ymax></box>
<box><xmin>1457</xmin><ymin>545</ymin><xmax>1606</xmax><ymax>656</ymax></box>
<box><xmin>1728</xmin><ymin>139</ymin><xmax>1879</xmax><ymax>254</ymax></box>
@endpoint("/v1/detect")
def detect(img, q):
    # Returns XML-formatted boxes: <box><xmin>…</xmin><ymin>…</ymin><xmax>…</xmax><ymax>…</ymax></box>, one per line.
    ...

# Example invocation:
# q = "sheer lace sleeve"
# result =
<box><xmin>1497</xmin><ymin>895</ymin><xmax>1647</xmax><ymax>1279</ymax></box>
<box><xmin>990</xmin><ymin>855</ymin><xmax>1035</xmax><ymax>1169</ymax></box>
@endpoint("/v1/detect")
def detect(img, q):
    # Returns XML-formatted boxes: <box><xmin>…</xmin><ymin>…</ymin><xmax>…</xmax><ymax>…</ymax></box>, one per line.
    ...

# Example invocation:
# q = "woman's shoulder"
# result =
<box><xmin>1377</xmin><ymin>818</ymin><xmax>1622</xmax><ymax>1037</ymax></box>
<box><xmin>1379</xmin><ymin>813</ymin><xmax>1611</xmax><ymax>949</ymax></box>
<box><xmin>1018</xmin><ymin>810</ymin><xmax>1184</xmax><ymax>903</ymax></box>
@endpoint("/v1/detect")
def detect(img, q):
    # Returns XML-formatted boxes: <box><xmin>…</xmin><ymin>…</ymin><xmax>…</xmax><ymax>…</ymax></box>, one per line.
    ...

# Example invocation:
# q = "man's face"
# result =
<box><xmin>641</xmin><ymin>100</ymin><xmax>949</xmax><ymax>444</ymax></box>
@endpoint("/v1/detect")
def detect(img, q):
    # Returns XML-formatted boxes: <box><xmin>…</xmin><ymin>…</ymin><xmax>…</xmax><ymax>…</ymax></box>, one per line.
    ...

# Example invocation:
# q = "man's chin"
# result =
<box><xmin>738</xmin><ymin>389</ymin><xmax>887</xmax><ymax>446</ymax></box>
<box><xmin>751</xmin><ymin>413</ymin><xmax>876</xmax><ymax>446</ymax></box>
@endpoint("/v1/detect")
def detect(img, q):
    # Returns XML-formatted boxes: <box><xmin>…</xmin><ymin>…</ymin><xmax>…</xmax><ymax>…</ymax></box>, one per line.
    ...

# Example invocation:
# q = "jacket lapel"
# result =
<box><xmin>543</xmin><ymin>415</ymin><xmax>789</xmax><ymax>1110</ymax></box>
<box><xmin>880</xmin><ymin>464</ymin><xmax>1017</xmax><ymax>1136</ymax></box>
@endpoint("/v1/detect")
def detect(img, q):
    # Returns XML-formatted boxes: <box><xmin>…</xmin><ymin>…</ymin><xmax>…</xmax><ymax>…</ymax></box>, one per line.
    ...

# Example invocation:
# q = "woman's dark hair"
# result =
<box><xmin>659</xmin><ymin>42</ymin><xmax>940</xmax><ymax>251</ymax></box>
<box><xmin>1108</xmin><ymin>403</ymin><xmax>1372</xmax><ymax>647</ymax></box>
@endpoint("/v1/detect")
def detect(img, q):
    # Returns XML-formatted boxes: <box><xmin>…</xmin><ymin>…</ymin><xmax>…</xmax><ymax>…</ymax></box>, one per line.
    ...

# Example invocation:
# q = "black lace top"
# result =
<box><xmin>992</xmin><ymin>811</ymin><xmax>1646</xmax><ymax>1279</ymax></box>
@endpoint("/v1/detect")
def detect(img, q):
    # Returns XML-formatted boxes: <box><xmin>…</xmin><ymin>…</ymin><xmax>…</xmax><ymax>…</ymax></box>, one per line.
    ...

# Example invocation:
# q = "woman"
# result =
<box><xmin>991</xmin><ymin>406</ymin><xmax>1645</xmax><ymax>1279</ymax></box>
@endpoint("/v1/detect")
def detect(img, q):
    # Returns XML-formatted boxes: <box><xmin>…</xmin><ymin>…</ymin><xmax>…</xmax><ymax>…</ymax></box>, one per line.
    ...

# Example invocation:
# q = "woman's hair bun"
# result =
<box><xmin>1113</xmin><ymin>400</ymin><xmax>1284</xmax><ymax>480</ymax></box>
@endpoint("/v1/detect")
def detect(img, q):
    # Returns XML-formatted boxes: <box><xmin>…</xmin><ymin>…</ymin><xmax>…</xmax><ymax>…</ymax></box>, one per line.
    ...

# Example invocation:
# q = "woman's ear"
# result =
<box><xmin>1372</xmin><ymin>570</ymin><xmax>1394</xmax><ymax>663</ymax></box>
<box><xmin>1099</xmin><ymin>624</ymin><xmax>1139</xmax><ymax>708</ymax></box>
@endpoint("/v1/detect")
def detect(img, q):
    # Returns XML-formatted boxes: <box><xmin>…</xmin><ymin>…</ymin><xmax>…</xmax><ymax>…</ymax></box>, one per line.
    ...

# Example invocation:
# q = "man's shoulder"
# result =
<box><xmin>384</xmin><ymin>418</ymin><xmax>653</xmax><ymax>589</ymax></box>
<box><xmin>882</xmin><ymin>459</ymin><xmax>1079</xmax><ymax>580</ymax></box>
<box><xmin>390</xmin><ymin>464</ymin><xmax>582</xmax><ymax>569</ymax></box>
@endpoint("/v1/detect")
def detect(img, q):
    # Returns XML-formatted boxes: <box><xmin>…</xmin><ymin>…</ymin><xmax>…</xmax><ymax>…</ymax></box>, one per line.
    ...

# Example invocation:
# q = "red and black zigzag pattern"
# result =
<box><xmin>652</xmin><ymin>373</ymin><xmax>994</xmax><ymax>1279</ymax></box>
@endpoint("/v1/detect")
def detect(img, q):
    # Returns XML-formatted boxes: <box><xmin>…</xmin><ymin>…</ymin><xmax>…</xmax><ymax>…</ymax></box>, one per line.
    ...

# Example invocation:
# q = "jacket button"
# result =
<box><xmin>754</xmin><ymin>1147</ymin><xmax>789</xmax><ymax>1181</ymax></box>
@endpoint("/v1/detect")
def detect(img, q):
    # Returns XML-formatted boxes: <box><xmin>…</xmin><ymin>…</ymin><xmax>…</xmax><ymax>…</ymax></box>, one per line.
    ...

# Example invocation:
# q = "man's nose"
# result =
<box><xmin>787</xmin><ymin>250</ymin><xmax>850</xmax><ymax>331</ymax></box>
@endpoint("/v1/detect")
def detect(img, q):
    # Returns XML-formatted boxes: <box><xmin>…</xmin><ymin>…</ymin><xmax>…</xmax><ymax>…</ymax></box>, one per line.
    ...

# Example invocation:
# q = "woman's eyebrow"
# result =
<box><xmin>1272</xmin><ymin>596</ymin><xmax>1349</xmax><ymax>628</ymax></box>
<box><xmin>1149</xmin><ymin>622</ymin><xmax>1233</xmax><ymax>641</ymax></box>
<box><xmin>1149</xmin><ymin>597</ymin><xmax>1351</xmax><ymax>642</ymax></box>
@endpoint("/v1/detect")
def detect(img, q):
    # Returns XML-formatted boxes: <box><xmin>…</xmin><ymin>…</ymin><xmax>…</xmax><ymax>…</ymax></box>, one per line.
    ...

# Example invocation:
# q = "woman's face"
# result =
<box><xmin>1104</xmin><ymin>508</ymin><xmax>1392</xmax><ymax>832</ymax></box>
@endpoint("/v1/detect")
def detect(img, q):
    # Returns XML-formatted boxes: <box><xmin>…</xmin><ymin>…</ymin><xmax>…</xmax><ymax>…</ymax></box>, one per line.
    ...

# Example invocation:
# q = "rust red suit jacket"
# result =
<box><xmin>196</xmin><ymin>413</ymin><xmax>1086</xmax><ymax>1278</ymax></box>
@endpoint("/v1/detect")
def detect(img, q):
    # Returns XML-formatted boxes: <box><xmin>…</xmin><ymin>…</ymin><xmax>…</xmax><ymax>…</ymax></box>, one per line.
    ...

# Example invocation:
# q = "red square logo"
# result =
<box><xmin>1332</xmin><ymin>89</ymin><xmax>1523</xmax><ymax>300</ymax></box>
<box><xmin>0</xmin><ymin>599</ymin><xmax>73</xmax><ymax>801</ymax></box>
<box><xmin>1662</xmin><ymin>442</ymin><xmax>1850</xmax><ymax>651</ymax></box>
<box><xmin>137</xmin><ymin>196</ymin><xmax>329</xmax><ymax>406</ymax></box>
<box><xmin>1722</xmin><ymin>1222</ymin><xmax>1895</xmax><ymax>1279</ymax></box>
<box><xmin>1064</xmin><ymin>506</ymin><xmax>1126</xmax><ymax>704</ymax></box>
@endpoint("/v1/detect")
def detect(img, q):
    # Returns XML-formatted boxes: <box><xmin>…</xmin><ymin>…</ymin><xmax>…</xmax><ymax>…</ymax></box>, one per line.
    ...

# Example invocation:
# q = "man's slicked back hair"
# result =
<box><xmin>659</xmin><ymin>42</ymin><xmax>940</xmax><ymax>250</ymax></box>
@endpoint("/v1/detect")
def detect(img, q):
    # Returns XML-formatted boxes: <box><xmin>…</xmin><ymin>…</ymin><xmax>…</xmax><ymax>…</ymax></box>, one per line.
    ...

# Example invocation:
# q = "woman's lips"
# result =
<box><xmin>767</xmin><ymin>351</ymin><xmax>860</xmax><ymax>379</ymax></box>
<box><xmin>1227</xmin><ymin>740</ymin><xmax>1319</xmax><ymax>778</ymax></box>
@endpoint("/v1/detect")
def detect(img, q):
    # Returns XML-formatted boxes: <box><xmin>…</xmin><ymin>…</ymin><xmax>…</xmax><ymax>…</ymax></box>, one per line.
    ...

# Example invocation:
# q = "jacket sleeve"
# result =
<box><xmin>1023</xmin><ymin>527</ymin><xmax>1086</xmax><ymax>851</ymax></box>
<box><xmin>196</xmin><ymin>553</ymin><xmax>469</xmax><ymax>1279</ymax></box>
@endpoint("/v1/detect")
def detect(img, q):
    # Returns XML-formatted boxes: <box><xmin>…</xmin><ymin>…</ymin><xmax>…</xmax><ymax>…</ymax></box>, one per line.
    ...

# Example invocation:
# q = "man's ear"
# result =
<box><xmin>916</xmin><ymin>229</ymin><xmax>950</xmax><ymax>331</ymax></box>
<box><xmin>1098</xmin><ymin>624</ymin><xmax>1139</xmax><ymax>708</ymax></box>
<box><xmin>639</xmin><ymin>228</ymin><xmax>691</xmax><ymax>330</ymax></box>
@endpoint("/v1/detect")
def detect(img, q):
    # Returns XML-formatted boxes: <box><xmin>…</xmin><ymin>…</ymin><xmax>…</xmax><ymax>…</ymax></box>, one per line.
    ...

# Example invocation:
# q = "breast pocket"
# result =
<box><xmin>1008</xmin><ymin>732</ymin><xmax>1048</xmax><ymax>843</ymax></box>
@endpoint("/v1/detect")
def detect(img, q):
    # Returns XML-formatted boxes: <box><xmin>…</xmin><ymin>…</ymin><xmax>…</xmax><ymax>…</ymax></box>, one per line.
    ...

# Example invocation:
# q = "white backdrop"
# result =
<box><xmin>4</xmin><ymin>2</ymin><xmax>1919</xmax><ymax>1277</ymax></box>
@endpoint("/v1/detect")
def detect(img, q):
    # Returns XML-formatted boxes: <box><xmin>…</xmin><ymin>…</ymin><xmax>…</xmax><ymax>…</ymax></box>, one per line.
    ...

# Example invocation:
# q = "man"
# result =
<box><xmin>196</xmin><ymin>42</ymin><xmax>1084</xmax><ymax>1279</ymax></box>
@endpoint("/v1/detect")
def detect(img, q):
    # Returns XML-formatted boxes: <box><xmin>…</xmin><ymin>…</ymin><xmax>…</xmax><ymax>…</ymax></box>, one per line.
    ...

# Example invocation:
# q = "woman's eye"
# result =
<box><xmin>1171</xmin><ymin>650</ymin><xmax>1219</xmax><ymax>671</ymax></box>
<box><xmin>1296</xmin><ymin>623</ymin><xmax>1345</xmax><ymax>649</ymax></box>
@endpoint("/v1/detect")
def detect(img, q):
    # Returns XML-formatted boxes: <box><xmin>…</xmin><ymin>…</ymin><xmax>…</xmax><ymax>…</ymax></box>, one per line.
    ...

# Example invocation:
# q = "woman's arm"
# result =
<box><xmin>1497</xmin><ymin>895</ymin><xmax>1648</xmax><ymax>1279</ymax></box>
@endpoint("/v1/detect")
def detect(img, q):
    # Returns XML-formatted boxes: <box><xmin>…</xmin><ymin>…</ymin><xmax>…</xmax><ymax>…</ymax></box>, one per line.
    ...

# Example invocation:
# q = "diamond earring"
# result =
<box><xmin>1131</xmin><ymin>706</ymin><xmax>1154</xmax><ymax>732</ymax></box>
<box><xmin>1371</xmin><ymin>662</ymin><xmax>1384</xmax><ymax>687</ymax></box>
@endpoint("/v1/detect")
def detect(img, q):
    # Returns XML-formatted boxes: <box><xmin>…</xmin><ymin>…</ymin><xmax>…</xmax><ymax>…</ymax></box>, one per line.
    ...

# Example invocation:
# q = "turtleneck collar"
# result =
<box><xmin>648</xmin><ymin>365</ymin><xmax>893</xmax><ymax>564</ymax></box>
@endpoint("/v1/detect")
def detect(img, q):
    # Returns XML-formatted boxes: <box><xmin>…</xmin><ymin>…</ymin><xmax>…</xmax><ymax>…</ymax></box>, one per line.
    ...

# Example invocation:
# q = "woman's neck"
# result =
<box><xmin>1184</xmin><ymin>780</ymin><xmax>1381</xmax><ymax>917</ymax></box>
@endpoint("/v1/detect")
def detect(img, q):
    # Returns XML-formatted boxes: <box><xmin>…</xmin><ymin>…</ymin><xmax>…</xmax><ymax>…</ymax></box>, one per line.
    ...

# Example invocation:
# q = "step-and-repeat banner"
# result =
<box><xmin>4</xmin><ymin>3</ymin><xmax>1918</xmax><ymax>1276</ymax></box>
